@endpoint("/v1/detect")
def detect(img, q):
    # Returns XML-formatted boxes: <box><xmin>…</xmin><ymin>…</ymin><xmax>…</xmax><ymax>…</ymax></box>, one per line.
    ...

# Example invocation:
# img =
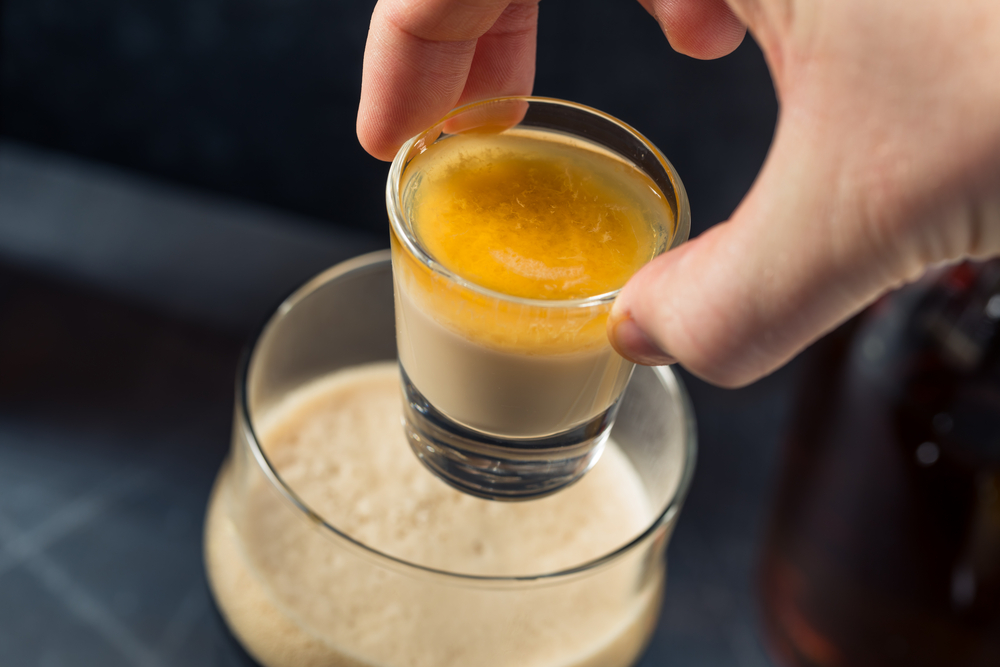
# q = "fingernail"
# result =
<box><xmin>608</xmin><ymin>311</ymin><xmax>677</xmax><ymax>366</ymax></box>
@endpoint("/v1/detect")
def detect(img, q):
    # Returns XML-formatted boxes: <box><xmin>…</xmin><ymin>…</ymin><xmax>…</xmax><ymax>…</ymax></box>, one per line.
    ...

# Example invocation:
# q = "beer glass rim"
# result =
<box><xmin>237</xmin><ymin>252</ymin><xmax>697</xmax><ymax>586</ymax></box>
<box><xmin>386</xmin><ymin>96</ymin><xmax>691</xmax><ymax>309</ymax></box>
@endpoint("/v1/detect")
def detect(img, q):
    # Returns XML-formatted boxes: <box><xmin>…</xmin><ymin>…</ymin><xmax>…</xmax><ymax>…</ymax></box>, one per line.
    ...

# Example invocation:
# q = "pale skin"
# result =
<box><xmin>358</xmin><ymin>0</ymin><xmax>1000</xmax><ymax>388</ymax></box>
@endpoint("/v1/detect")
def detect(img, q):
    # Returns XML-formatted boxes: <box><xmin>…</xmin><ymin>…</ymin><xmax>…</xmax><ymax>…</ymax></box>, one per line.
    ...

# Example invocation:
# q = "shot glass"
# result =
<box><xmin>203</xmin><ymin>251</ymin><xmax>697</xmax><ymax>667</ymax></box>
<box><xmin>388</xmin><ymin>96</ymin><xmax>690</xmax><ymax>500</ymax></box>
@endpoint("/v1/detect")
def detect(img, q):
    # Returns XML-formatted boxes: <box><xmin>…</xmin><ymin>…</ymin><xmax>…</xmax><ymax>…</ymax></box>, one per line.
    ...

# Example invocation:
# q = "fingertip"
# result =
<box><xmin>357</xmin><ymin>8</ymin><xmax>478</xmax><ymax>161</ymax></box>
<box><xmin>356</xmin><ymin>120</ymin><xmax>408</xmax><ymax>162</ymax></box>
<box><xmin>643</xmin><ymin>0</ymin><xmax>746</xmax><ymax>60</ymax></box>
<box><xmin>608</xmin><ymin>306</ymin><xmax>677</xmax><ymax>366</ymax></box>
<box><xmin>356</xmin><ymin>114</ymin><xmax>402</xmax><ymax>162</ymax></box>
<box><xmin>357</xmin><ymin>42</ymin><xmax>410</xmax><ymax>161</ymax></box>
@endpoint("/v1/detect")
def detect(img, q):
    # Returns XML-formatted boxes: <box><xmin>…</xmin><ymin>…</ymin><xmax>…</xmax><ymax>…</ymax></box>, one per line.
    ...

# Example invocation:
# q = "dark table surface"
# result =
<box><xmin>0</xmin><ymin>141</ymin><xmax>795</xmax><ymax>666</ymax></box>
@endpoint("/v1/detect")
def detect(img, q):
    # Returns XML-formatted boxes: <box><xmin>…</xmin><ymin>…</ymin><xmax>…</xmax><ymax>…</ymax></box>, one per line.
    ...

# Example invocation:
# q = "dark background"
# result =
<box><xmin>0</xmin><ymin>1</ymin><xmax>787</xmax><ymax>665</ymax></box>
<box><xmin>1</xmin><ymin>0</ymin><xmax>776</xmax><ymax>238</ymax></box>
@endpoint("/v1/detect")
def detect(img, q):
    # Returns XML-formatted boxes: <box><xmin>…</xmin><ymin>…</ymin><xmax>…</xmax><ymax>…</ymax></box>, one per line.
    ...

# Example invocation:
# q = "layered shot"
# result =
<box><xmin>388</xmin><ymin>97</ymin><xmax>690</xmax><ymax>499</ymax></box>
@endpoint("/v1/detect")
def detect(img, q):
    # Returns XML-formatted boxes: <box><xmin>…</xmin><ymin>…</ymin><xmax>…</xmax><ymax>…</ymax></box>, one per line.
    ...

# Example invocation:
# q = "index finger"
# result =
<box><xmin>357</xmin><ymin>0</ymin><xmax>539</xmax><ymax>161</ymax></box>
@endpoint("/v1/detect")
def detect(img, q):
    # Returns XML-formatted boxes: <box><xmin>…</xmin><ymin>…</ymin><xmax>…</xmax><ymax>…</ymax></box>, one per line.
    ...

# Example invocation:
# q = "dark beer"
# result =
<box><xmin>759</xmin><ymin>261</ymin><xmax>1000</xmax><ymax>667</ymax></box>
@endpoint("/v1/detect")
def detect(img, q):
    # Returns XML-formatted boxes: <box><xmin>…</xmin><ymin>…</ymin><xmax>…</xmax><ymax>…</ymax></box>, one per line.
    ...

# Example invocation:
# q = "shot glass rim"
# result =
<box><xmin>386</xmin><ymin>96</ymin><xmax>692</xmax><ymax>310</ymax></box>
<box><xmin>236</xmin><ymin>250</ymin><xmax>698</xmax><ymax>586</ymax></box>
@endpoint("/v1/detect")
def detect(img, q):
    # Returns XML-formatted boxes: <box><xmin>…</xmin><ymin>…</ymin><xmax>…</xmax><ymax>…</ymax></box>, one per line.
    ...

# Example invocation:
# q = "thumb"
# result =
<box><xmin>608</xmin><ymin>113</ymin><xmax>925</xmax><ymax>388</ymax></box>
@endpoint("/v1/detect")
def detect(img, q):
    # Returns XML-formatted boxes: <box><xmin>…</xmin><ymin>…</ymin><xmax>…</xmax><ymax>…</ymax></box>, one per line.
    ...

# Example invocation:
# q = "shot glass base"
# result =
<box><xmin>401</xmin><ymin>369</ymin><xmax>616</xmax><ymax>501</ymax></box>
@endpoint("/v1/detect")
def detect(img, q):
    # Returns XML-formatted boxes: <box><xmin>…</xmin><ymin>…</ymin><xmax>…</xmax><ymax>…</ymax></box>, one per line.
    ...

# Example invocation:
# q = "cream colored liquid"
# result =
<box><xmin>395</xmin><ymin>277</ymin><xmax>633</xmax><ymax>436</ymax></box>
<box><xmin>205</xmin><ymin>362</ymin><xmax>665</xmax><ymax>667</ymax></box>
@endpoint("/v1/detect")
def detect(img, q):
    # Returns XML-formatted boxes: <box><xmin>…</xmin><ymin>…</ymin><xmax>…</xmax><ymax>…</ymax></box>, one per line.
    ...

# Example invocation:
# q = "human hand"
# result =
<box><xmin>358</xmin><ymin>0</ymin><xmax>1000</xmax><ymax>387</ymax></box>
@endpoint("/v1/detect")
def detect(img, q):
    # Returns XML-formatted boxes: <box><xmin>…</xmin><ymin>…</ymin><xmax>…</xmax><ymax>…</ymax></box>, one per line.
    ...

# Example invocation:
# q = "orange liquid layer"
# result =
<box><xmin>408</xmin><ymin>131</ymin><xmax>672</xmax><ymax>300</ymax></box>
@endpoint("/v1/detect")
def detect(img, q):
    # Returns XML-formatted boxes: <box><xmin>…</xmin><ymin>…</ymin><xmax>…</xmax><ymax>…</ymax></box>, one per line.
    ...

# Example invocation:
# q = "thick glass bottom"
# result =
<box><xmin>401</xmin><ymin>367</ymin><xmax>617</xmax><ymax>500</ymax></box>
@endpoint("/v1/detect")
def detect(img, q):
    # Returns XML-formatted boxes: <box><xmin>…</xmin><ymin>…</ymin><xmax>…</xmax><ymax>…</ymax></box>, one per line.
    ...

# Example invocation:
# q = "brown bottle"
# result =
<box><xmin>759</xmin><ymin>260</ymin><xmax>1000</xmax><ymax>667</ymax></box>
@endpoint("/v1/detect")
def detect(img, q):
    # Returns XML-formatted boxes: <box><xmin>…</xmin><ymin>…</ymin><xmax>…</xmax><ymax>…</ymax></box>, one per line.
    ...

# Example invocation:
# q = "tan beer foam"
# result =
<box><xmin>205</xmin><ymin>362</ymin><xmax>666</xmax><ymax>667</ymax></box>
